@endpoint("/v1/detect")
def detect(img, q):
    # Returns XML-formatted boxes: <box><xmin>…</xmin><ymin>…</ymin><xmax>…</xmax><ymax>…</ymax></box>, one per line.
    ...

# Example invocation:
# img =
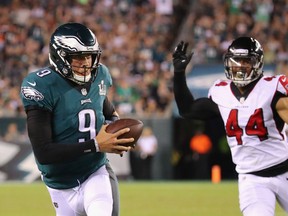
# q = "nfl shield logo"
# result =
<box><xmin>81</xmin><ymin>88</ymin><xmax>87</xmax><ymax>96</ymax></box>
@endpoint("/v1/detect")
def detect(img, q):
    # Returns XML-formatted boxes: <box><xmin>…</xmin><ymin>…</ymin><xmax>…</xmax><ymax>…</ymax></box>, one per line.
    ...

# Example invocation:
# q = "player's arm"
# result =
<box><xmin>26</xmin><ymin>107</ymin><xmax>132</xmax><ymax>164</ymax></box>
<box><xmin>101</xmin><ymin>96</ymin><xmax>136</xmax><ymax>153</ymax></box>
<box><xmin>174</xmin><ymin>72</ymin><xmax>219</xmax><ymax>120</ymax></box>
<box><xmin>275</xmin><ymin>76</ymin><xmax>288</xmax><ymax>124</ymax></box>
<box><xmin>26</xmin><ymin>108</ymin><xmax>99</xmax><ymax>164</ymax></box>
<box><xmin>173</xmin><ymin>41</ymin><xmax>220</xmax><ymax>120</ymax></box>
<box><xmin>276</xmin><ymin>94</ymin><xmax>288</xmax><ymax>124</ymax></box>
<box><xmin>103</xmin><ymin>96</ymin><xmax>119</xmax><ymax>122</ymax></box>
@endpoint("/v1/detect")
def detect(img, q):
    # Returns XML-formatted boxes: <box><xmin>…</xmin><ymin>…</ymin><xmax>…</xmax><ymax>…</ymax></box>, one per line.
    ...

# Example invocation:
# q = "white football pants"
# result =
<box><xmin>238</xmin><ymin>171</ymin><xmax>288</xmax><ymax>216</ymax></box>
<box><xmin>46</xmin><ymin>165</ymin><xmax>113</xmax><ymax>216</ymax></box>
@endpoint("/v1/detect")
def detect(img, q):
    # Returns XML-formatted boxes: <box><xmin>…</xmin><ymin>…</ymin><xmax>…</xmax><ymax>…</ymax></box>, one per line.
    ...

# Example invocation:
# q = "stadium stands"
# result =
<box><xmin>0</xmin><ymin>0</ymin><xmax>287</xmax><ymax>118</ymax></box>
<box><xmin>0</xmin><ymin>0</ymin><xmax>189</xmax><ymax>117</ymax></box>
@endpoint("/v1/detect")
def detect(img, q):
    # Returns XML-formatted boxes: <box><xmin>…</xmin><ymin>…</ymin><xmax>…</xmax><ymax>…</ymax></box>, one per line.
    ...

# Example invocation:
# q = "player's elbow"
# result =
<box><xmin>34</xmin><ymin>152</ymin><xmax>52</xmax><ymax>165</ymax></box>
<box><xmin>33</xmin><ymin>147</ymin><xmax>55</xmax><ymax>165</ymax></box>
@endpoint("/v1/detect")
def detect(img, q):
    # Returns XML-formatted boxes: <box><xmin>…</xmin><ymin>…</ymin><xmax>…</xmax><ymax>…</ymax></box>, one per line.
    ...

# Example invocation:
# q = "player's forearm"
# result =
<box><xmin>26</xmin><ymin>109</ymin><xmax>98</xmax><ymax>164</ymax></box>
<box><xmin>32</xmin><ymin>139</ymin><xmax>97</xmax><ymax>164</ymax></box>
<box><xmin>103</xmin><ymin>97</ymin><xmax>119</xmax><ymax>122</ymax></box>
<box><xmin>173</xmin><ymin>73</ymin><xmax>220</xmax><ymax>120</ymax></box>
<box><xmin>173</xmin><ymin>72</ymin><xmax>196</xmax><ymax>116</ymax></box>
<box><xmin>182</xmin><ymin>98</ymin><xmax>220</xmax><ymax>120</ymax></box>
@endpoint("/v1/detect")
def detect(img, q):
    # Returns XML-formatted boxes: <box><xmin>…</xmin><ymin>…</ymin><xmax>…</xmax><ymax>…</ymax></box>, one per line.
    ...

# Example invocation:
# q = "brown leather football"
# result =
<box><xmin>106</xmin><ymin>118</ymin><xmax>144</xmax><ymax>146</ymax></box>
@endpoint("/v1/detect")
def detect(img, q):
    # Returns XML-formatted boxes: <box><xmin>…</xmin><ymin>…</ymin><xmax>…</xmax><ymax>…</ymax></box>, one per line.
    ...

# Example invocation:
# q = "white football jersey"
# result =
<box><xmin>208</xmin><ymin>75</ymin><xmax>288</xmax><ymax>174</ymax></box>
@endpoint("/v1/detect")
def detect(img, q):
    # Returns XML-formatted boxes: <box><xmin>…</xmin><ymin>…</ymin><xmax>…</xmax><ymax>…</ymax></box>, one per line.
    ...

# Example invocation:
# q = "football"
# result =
<box><xmin>106</xmin><ymin>118</ymin><xmax>144</xmax><ymax>146</ymax></box>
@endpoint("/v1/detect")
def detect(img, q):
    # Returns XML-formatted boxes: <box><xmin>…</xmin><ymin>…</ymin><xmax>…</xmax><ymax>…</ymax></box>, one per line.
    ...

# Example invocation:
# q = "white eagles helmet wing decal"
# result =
<box><xmin>54</xmin><ymin>35</ymin><xmax>97</xmax><ymax>52</ymax></box>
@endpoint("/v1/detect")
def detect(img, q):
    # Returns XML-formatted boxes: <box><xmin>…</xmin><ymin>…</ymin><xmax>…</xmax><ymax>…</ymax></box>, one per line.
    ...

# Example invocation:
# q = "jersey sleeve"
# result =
<box><xmin>277</xmin><ymin>75</ymin><xmax>288</xmax><ymax>96</ymax></box>
<box><xmin>20</xmin><ymin>69</ymin><xmax>56</xmax><ymax>112</ymax></box>
<box><xmin>99</xmin><ymin>63</ymin><xmax>113</xmax><ymax>87</ymax></box>
<box><xmin>208</xmin><ymin>79</ymin><xmax>227</xmax><ymax>99</ymax></box>
<box><xmin>208</xmin><ymin>79</ymin><xmax>232</xmax><ymax>107</ymax></box>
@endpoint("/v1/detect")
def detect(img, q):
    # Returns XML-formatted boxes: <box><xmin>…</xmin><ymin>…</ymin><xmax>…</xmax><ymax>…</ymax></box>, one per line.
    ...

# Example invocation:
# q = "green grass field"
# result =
<box><xmin>0</xmin><ymin>181</ymin><xmax>286</xmax><ymax>216</ymax></box>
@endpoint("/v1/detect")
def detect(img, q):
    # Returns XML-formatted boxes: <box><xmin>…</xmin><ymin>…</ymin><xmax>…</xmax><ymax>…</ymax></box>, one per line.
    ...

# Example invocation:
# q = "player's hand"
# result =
<box><xmin>172</xmin><ymin>41</ymin><xmax>193</xmax><ymax>73</ymax></box>
<box><xmin>95</xmin><ymin>124</ymin><xmax>133</xmax><ymax>155</ymax></box>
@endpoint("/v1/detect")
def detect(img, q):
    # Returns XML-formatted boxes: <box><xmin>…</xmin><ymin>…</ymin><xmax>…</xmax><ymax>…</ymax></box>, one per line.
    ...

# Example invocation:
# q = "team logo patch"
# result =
<box><xmin>279</xmin><ymin>75</ymin><xmax>288</xmax><ymax>94</ymax></box>
<box><xmin>21</xmin><ymin>86</ymin><xmax>44</xmax><ymax>101</ymax></box>
<box><xmin>81</xmin><ymin>98</ymin><xmax>92</xmax><ymax>104</ymax></box>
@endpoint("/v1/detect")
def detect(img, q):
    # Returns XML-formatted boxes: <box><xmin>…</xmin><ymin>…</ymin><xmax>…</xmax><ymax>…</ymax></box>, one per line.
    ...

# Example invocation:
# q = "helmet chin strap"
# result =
<box><xmin>72</xmin><ymin>72</ymin><xmax>91</xmax><ymax>83</ymax></box>
<box><xmin>70</xmin><ymin>65</ymin><xmax>93</xmax><ymax>84</ymax></box>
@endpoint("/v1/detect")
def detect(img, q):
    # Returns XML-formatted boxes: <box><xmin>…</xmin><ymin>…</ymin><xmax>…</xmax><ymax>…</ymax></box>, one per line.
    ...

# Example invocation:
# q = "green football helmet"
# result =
<box><xmin>49</xmin><ymin>22</ymin><xmax>102</xmax><ymax>85</ymax></box>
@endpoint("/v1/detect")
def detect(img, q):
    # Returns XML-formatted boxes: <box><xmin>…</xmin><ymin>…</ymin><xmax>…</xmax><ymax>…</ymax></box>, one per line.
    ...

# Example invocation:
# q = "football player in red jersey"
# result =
<box><xmin>173</xmin><ymin>37</ymin><xmax>288</xmax><ymax>216</ymax></box>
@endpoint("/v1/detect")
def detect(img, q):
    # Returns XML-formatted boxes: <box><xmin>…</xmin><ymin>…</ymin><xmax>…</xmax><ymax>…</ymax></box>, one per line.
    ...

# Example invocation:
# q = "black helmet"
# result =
<box><xmin>49</xmin><ymin>22</ymin><xmax>101</xmax><ymax>84</ymax></box>
<box><xmin>224</xmin><ymin>37</ymin><xmax>264</xmax><ymax>87</ymax></box>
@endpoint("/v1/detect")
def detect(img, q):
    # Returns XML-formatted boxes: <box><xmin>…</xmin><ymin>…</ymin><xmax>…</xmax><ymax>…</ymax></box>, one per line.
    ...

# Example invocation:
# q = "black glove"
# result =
<box><xmin>172</xmin><ymin>41</ymin><xmax>193</xmax><ymax>73</ymax></box>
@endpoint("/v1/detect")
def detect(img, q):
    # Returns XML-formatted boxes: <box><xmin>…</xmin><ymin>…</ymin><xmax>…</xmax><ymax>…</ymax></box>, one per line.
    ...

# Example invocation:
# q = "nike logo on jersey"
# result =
<box><xmin>27</xmin><ymin>81</ymin><xmax>36</xmax><ymax>86</ymax></box>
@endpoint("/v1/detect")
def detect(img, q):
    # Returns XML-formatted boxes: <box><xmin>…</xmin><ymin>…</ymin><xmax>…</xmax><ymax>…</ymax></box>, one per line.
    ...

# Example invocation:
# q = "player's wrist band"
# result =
<box><xmin>93</xmin><ymin>138</ymin><xmax>100</xmax><ymax>152</ymax></box>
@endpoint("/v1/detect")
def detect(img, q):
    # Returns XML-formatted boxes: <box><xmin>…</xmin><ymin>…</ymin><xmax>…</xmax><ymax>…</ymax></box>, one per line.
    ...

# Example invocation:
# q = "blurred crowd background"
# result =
<box><xmin>0</xmin><ymin>0</ymin><xmax>189</xmax><ymax>118</ymax></box>
<box><xmin>0</xmin><ymin>0</ymin><xmax>288</xmax><ymax>119</ymax></box>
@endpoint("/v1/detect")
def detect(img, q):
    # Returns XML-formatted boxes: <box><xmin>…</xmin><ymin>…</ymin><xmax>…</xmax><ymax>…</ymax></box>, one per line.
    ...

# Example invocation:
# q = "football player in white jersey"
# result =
<box><xmin>172</xmin><ymin>37</ymin><xmax>288</xmax><ymax>216</ymax></box>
